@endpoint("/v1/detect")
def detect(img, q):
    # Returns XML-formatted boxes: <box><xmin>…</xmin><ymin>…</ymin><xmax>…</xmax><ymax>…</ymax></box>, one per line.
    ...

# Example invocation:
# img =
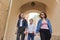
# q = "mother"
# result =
<box><xmin>36</xmin><ymin>12</ymin><xmax>52</xmax><ymax>40</ymax></box>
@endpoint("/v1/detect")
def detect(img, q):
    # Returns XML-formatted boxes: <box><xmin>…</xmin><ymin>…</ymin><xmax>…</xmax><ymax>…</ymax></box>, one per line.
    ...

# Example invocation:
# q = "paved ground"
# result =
<box><xmin>16</xmin><ymin>33</ymin><xmax>60</xmax><ymax>40</ymax></box>
<box><xmin>24</xmin><ymin>35</ymin><xmax>60</xmax><ymax>40</ymax></box>
<box><xmin>51</xmin><ymin>35</ymin><xmax>60</xmax><ymax>40</ymax></box>
<box><xmin>25</xmin><ymin>35</ymin><xmax>40</xmax><ymax>40</ymax></box>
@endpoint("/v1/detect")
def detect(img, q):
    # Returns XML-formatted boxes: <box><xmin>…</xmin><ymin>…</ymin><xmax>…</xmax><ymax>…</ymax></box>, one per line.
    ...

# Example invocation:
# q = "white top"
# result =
<box><xmin>41</xmin><ymin>19</ymin><xmax>49</xmax><ymax>29</ymax></box>
<box><xmin>19</xmin><ymin>19</ymin><xmax>23</xmax><ymax>27</ymax></box>
<box><xmin>28</xmin><ymin>23</ymin><xmax>35</xmax><ymax>33</ymax></box>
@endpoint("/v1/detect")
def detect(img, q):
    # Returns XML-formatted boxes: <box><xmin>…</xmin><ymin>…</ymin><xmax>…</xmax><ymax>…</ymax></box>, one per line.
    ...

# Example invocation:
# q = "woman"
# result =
<box><xmin>16</xmin><ymin>13</ymin><xmax>28</xmax><ymax>40</ymax></box>
<box><xmin>36</xmin><ymin>12</ymin><xmax>52</xmax><ymax>40</ymax></box>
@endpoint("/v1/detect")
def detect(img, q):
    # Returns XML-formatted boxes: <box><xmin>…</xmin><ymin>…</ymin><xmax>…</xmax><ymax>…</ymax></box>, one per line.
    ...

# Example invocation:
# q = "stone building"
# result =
<box><xmin>0</xmin><ymin>0</ymin><xmax>60</xmax><ymax>40</ymax></box>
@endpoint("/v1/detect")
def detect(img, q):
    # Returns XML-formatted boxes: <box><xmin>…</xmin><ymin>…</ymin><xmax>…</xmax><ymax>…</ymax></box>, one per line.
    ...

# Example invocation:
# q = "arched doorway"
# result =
<box><xmin>19</xmin><ymin>1</ymin><xmax>47</xmax><ymax>31</ymax></box>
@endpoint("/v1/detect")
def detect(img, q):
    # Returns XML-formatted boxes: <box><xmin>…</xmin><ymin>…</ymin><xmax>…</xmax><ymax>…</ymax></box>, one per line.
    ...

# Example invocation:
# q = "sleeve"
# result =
<box><xmin>48</xmin><ymin>20</ymin><xmax>52</xmax><ymax>34</ymax></box>
<box><xmin>33</xmin><ymin>24</ymin><xmax>35</xmax><ymax>33</ymax></box>
<box><xmin>25</xmin><ymin>19</ymin><xmax>28</xmax><ymax>28</ymax></box>
<box><xmin>17</xmin><ymin>20</ymin><xmax>19</xmax><ymax>28</ymax></box>
<box><xmin>36</xmin><ymin>20</ymin><xmax>41</xmax><ymax>33</ymax></box>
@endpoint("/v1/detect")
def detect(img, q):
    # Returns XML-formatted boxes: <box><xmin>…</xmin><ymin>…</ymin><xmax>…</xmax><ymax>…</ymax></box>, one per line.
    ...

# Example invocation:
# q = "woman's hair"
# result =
<box><xmin>18</xmin><ymin>13</ymin><xmax>21</xmax><ymax>19</ymax></box>
<box><xmin>40</xmin><ymin>12</ymin><xmax>47</xmax><ymax>19</ymax></box>
<box><xmin>18</xmin><ymin>13</ymin><xmax>24</xmax><ymax>19</ymax></box>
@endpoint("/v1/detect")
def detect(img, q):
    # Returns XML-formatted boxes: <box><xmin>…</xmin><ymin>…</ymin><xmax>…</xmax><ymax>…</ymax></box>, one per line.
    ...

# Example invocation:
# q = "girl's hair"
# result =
<box><xmin>29</xmin><ymin>19</ymin><xmax>33</xmax><ymax>21</ymax></box>
<box><xmin>40</xmin><ymin>12</ymin><xmax>47</xmax><ymax>19</ymax></box>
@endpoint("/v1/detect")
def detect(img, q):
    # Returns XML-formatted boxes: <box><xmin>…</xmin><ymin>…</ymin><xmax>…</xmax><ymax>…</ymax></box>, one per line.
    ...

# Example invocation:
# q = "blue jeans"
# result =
<box><xmin>28</xmin><ymin>33</ymin><xmax>34</xmax><ymax>40</ymax></box>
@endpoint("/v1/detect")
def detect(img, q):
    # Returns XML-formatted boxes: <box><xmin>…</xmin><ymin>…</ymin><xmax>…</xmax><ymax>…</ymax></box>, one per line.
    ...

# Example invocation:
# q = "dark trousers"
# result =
<box><xmin>40</xmin><ymin>29</ymin><xmax>51</xmax><ymax>40</ymax></box>
<box><xmin>16</xmin><ymin>27</ymin><xmax>25</xmax><ymax>40</ymax></box>
<box><xmin>28</xmin><ymin>33</ymin><xmax>34</xmax><ymax>40</ymax></box>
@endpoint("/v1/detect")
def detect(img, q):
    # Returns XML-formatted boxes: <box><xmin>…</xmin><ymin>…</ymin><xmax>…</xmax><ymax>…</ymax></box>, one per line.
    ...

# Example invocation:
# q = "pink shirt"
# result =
<box><xmin>41</xmin><ymin>19</ymin><xmax>49</xmax><ymax>29</ymax></box>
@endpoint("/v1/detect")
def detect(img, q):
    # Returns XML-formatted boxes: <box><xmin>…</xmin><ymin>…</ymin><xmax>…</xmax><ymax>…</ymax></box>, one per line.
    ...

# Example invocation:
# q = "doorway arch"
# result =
<box><xmin>18</xmin><ymin>1</ymin><xmax>47</xmax><ymax>29</ymax></box>
<box><xmin>19</xmin><ymin>1</ymin><xmax>47</xmax><ymax>13</ymax></box>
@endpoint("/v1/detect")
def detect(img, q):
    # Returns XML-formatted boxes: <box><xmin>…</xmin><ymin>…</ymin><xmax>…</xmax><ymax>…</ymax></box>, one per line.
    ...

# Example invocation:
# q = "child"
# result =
<box><xmin>27</xmin><ymin>19</ymin><xmax>35</xmax><ymax>40</ymax></box>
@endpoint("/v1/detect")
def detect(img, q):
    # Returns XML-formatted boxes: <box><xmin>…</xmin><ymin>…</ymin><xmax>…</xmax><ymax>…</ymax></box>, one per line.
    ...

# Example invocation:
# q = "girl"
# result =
<box><xmin>27</xmin><ymin>19</ymin><xmax>35</xmax><ymax>40</ymax></box>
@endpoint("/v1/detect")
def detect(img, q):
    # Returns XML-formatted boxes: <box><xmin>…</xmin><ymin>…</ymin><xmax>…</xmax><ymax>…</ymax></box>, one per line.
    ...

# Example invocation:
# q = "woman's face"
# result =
<box><xmin>21</xmin><ymin>13</ymin><xmax>24</xmax><ymax>18</ymax></box>
<box><xmin>40</xmin><ymin>13</ymin><xmax>45</xmax><ymax>18</ymax></box>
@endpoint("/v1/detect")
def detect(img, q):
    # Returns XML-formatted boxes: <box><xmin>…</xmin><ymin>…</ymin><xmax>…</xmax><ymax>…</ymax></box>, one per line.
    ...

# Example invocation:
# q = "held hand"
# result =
<box><xmin>24</xmin><ymin>31</ymin><xmax>28</xmax><ymax>35</ymax></box>
<box><xmin>32</xmin><ymin>32</ymin><xmax>34</xmax><ymax>34</ymax></box>
<box><xmin>32</xmin><ymin>32</ymin><xmax>36</xmax><ymax>36</ymax></box>
<box><xmin>34</xmin><ymin>32</ymin><xmax>38</xmax><ymax>36</ymax></box>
